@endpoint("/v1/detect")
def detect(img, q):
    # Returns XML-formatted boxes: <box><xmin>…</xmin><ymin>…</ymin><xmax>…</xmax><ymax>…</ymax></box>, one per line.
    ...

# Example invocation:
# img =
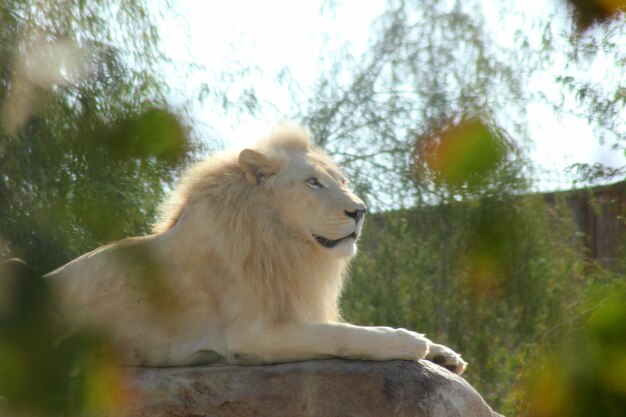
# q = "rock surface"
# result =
<box><xmin>115</xmin><ymin>359</ymin><xmax>503</xmax><ymax>417</ymax></box>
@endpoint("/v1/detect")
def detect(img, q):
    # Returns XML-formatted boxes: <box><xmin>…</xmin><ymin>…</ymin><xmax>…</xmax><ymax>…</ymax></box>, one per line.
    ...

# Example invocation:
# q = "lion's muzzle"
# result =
<box><xmin>344</xmin><ymin>208</ymin><xmax>366</xmax><ymax>224</ymax></box>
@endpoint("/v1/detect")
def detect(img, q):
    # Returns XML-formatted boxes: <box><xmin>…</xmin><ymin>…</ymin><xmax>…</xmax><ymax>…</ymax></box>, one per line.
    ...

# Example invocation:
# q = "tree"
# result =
<box><xmin>302</xmin><ymin>0</ymin><xmax>531</xmax><ymax>208</ymax></box>
<box><xmin>0</xmin><ymin>2</ymin><xmax>193</xmax><ymax>415</ymax></box>
<box><xmin>0</xmin><ymin>0</ymin><xmax>192</xmax><ymax>273</ymax></box>
<box><xmin>301</xmin><ymin>0</ymin><xmax>626</xmax><ymax>208</ymax></box>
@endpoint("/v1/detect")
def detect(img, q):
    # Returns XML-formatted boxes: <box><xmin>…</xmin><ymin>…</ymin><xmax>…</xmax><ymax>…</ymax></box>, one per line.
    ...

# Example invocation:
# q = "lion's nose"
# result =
<box><xmin>345</xmin><ymin>208</ymin><xmax>366</xmax><ymax>223</ymax></box>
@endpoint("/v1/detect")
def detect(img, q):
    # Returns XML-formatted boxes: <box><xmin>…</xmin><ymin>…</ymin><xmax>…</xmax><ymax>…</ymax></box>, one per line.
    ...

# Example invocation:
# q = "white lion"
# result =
<box><xmin>46</xmin><ymin>124</ymin><xmax>466</xmax><ymax>374</ymax></box>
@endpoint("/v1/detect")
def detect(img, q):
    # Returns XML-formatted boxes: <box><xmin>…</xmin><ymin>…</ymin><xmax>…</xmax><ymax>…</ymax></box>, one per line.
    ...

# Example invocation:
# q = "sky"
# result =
<box><xmin>161</xmin><ymin>0</ymin><xmax>625</xmax><ymax>191</ymax></box>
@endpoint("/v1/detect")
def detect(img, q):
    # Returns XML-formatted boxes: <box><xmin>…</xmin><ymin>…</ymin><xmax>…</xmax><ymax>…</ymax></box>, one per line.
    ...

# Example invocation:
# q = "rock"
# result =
<box><xmin>116</xmin><ymin>359</ymin><xmax>503</xmax><ymax>417</ymax></box>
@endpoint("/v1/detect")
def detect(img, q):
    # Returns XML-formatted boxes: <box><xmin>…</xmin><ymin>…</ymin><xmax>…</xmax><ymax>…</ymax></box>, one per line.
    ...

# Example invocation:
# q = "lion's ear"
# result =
<box><xmin>238</xmin><ymin>149</ymin><xmax>275</xmax><ymax>185</ymax></box>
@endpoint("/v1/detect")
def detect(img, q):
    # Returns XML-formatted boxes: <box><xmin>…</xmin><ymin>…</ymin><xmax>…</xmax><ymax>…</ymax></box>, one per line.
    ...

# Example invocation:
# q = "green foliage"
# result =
<box><xmin>0</xmin><ymin>0</ymin><xmax>193</xmax><ymax>273</ymax></box>
<box><xmin>342</xmin><ymin>192</ymin><xmax>590</xmax><ymax>415</ymax></box>
<box><xmin>0</xmin><ymin>104</ymin><xmax>191</xmax><ymax>272</ymax></box>
<box><xmin>524</xmin><ymin>281</ymin><xmax>626</xmax><ymax>417</ymax></box>
<box><xmin>0</xmin><ymin>1</ymin><xmax>194</xmax><ymax>415</ymax></box>
<box><xmin>0</xmin><ymin>260</ymin><xmax>122</xmax><ymax>416</ymax></box>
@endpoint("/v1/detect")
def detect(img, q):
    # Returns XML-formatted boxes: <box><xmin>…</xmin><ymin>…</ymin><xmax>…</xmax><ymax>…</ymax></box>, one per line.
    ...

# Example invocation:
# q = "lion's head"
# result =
<box><xmin>156</xmin><ymin>124</ymin><xmax>366</xmax><ymax>259</ymax></box>
<box><xmin>237</xmin><ymin>127</ymin><xmax>366</xmax><ymax>258</ymax></box>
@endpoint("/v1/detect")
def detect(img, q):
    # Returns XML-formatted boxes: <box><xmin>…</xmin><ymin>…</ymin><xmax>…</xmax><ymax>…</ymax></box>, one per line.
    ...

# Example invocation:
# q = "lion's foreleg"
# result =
<box><xmin>224</xmin><ymin>321</ymin><xmax>430</xmax><ymax>364</ymax></box>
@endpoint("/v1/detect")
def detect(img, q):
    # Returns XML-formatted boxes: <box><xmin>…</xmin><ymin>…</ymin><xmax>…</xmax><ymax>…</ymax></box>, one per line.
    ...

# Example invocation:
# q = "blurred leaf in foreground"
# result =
<box><xmin>106</xmin><ymin>108</ymin><xmax>189</xmax><ymax>165</ymax></box>
<box><xmin>0</xmin><ymin>259</ymin><xmax>127</xmax><ymax>416</ymax></box>
<box><xmin>564</xmin><ymin>0</ymin><xmax>626</xmax><ymax>31</ymax></box>
<box><xmin>415</xmin><ymin>117</ymin><xmax>512</xmax><ymax>192</ymax></box>
<box><xmin>524</xmin><ymin>288</ymin><xmax>626</xmax><ymax>417</ymax></box>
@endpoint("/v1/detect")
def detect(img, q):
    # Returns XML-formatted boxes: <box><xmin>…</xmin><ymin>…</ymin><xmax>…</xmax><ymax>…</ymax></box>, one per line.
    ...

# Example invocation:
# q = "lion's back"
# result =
<box><xmin>46</xmin><ymin>236</ymin><xmax>161</xmax><ymax>323</ymax></box>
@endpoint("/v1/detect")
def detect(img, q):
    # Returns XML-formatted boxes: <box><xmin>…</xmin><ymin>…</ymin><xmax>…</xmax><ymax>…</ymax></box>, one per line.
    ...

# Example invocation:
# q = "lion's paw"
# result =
<box><xmin>371</xmin><ymin>327</ymin><xmax>430</xmax><ymax>361</ymax></box>
<box><xmin>426</xmin><ymin>343</ymin><xmax>467</xmax><ymax>375</ymax></box>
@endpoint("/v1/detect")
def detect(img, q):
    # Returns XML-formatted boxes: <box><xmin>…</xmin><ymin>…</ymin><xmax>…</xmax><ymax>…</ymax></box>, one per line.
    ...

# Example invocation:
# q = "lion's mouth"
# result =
<box><xmin>313</xmin><ymin>232</ymin><xmax>357</xmax><ymax>249</ymax></box>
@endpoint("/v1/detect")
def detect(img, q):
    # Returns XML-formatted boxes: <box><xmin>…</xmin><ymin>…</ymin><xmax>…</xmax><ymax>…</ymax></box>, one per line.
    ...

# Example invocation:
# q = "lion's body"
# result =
<box><xmin>47</xmin><ymin>125</ymin><xmax>466</xmax><ymax>373</ymax></box>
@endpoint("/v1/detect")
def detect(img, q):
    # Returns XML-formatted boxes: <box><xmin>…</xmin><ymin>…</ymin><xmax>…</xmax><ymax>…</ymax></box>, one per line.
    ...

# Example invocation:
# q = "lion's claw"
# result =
<box><xmin>426</xmin><ymin>343</ymin><xmax>467</xmax><ymax>375</ymax></box>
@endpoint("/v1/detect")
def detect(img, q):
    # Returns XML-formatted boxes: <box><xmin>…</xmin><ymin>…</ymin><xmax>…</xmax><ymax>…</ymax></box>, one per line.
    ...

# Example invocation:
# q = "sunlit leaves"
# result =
<box><xmin>567</xmin><ymin>162</ymin><xmax>626</xmax><ymax>184</ymax></box>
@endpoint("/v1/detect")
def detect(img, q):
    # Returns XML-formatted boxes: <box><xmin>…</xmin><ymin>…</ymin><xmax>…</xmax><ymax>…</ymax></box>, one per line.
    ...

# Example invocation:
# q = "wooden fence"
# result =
<box><xmin>544</xmin><ymin>181</ymin><xmax>626</xmax><ymax>268</ymax></box>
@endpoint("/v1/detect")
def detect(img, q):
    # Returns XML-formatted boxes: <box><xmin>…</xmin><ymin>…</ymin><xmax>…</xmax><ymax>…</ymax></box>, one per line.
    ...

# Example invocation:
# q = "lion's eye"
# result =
<box><xmin>306</xmin><ymin>177</ymin><xmax>324</xmax><ymax>189</ymax></box>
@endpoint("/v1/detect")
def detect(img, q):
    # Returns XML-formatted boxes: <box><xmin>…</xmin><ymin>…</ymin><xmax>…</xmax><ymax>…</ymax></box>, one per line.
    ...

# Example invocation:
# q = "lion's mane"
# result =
<box><xmin>153</xmin><ymin>125</ymin><xmax>347</xmax><ymax>324</ymax></box>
